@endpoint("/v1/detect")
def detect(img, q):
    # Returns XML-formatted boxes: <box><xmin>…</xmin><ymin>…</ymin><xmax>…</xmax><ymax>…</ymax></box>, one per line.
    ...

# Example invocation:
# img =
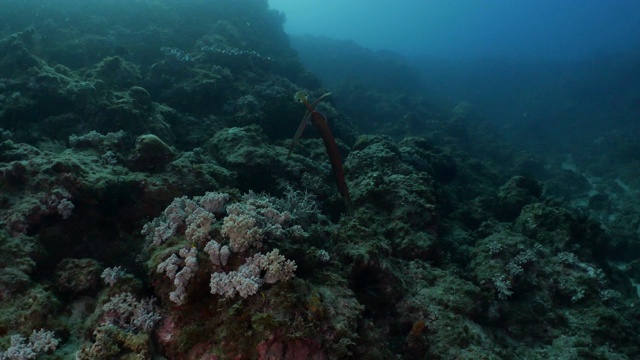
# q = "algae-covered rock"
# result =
<box><xmin>495</xmin><ymin>175</ymin><xmax>543</xmax><ymax>221</ymax></box>
<box><xmin>0</xmin><ymin>230</ymin><xmax>61</xmax><ymax>336</ymax></box>
<box><xmin>86</xmin><ymin>56</ymin><xmax>142</xmax><ymax>90</ymax></box>
<box><xmin>127</xmin><ymin>86</ymin><xmax>152</xmax><ymax>109</ymax></box>
<box><xmin>206</xmin><ymin>125</ymin><xmax>284</xmax><ymax>193</ymax></box>
<box><xmin>55</xmin><ymin>258</ymin><xmax>102</xmax><ymax>295</ymax></box>
<box><xmin>129</xmin><ymin>134</ymin><xmax>175</xmax><ymax>172</ymax></box>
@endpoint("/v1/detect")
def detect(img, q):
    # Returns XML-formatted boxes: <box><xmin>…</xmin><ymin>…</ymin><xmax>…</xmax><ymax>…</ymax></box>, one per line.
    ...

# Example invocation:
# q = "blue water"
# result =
<box><xmin>272</xmin><ymin>0</ymin><xmax>640</xmax><ymax>155</ymax></box>
<box><xmin>270</xmin><ymin>0</ymin><xmax>640</xmax><ymax>60</ymax></box>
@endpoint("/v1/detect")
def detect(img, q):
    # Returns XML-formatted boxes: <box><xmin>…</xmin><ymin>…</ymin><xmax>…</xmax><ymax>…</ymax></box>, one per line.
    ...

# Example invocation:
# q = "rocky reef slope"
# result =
<box><xmin>0</xmin><ymin>1</ymin><xmax>639</xmax><ymax>359</ymax></box>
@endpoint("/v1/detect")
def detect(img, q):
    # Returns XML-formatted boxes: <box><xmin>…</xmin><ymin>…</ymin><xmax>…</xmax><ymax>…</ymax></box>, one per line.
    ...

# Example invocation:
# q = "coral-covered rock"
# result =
<box><xmin>130</xmin><ymin>134</ymin><xmax>176</xmax><ymax>172</ymax></box>
<box><xmin>86</xmin><ymin>56</ymin><xmax>142</xmax><ymax>90</ymax></box>
<box><xmin>256</xmin><ymin>337</ymin><xmax>325</xmax><ymax>360</ymax></box>
<box><xmin>55</xmin><ymin>258</ymin><xmax>102</xmax><ymax>295</ymax></box>
<box><xmin>495</xmin><ymin>175</ymin><xmax>543</xmax><ymax>221</ymax></box>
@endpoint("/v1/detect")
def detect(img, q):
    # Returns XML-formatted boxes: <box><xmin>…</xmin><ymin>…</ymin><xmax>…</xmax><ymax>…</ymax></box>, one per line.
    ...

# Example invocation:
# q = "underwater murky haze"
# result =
<box><xmin>270</xmin><ymin>0</ymin><xmax>640</xmax><ymax>153</ymax></box>
<box><xmin>270</xmin><ymin>0</ymin><xmax>640</xmax><ymax>60</ymax></box>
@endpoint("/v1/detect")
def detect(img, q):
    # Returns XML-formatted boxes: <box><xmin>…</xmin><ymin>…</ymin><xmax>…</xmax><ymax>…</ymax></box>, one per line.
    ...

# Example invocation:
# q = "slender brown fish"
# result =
<box><xmin>290</xmin><ymin>92</ymin><xmax>352</xmax><ymax>211</ymax></box>
<box><xmin>287</xmin><ymin>91</ymin><xmax>332</xmax><ymax>160</ymax></box>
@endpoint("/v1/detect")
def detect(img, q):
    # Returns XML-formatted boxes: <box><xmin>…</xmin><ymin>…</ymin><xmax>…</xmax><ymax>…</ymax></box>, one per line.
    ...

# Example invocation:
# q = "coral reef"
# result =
<box><xmin>0</xmin><ymin>1</ymin><xmax>639</xmax><ymax>359</ymax></box>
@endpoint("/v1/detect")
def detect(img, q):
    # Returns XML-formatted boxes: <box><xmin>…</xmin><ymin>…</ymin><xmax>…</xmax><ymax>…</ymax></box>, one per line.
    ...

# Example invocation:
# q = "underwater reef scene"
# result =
<box><xmin>1</xmin><ymin>0</ymin><xmax>640</xmax><ymax>359</ymax></box>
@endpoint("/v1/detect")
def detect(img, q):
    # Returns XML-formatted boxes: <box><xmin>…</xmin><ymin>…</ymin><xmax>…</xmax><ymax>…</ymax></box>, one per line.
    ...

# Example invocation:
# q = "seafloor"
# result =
<box><xmin>1</xmin><ymin>1</ymin><xmax>640</xmax><ymax>359</ymax></box>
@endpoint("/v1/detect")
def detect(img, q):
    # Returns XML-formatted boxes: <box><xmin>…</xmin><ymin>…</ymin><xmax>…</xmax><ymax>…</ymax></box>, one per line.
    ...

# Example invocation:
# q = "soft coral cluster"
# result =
<box><xmin>144</xmin><ymin>191</ymin><xmax>300</xmax><ymax>305</ymax></box>
<box><xmin>141</xmin><ymin>192</ymin><xmax>229</xmax><ymax>246</ymax></box>
<box><xmin>209</xmin><ymin>249</ymin><xmax>296</xmax><ymax>298</ymax></box>
<box><xmin>76</xmin><ymin>292</ymin><xmax>161</xmax><ymax>360</ymax></box>
<box><xmin>0</xmin><ymin>329</ymin><xmax>59</xmax><ymax>360</ymax></box>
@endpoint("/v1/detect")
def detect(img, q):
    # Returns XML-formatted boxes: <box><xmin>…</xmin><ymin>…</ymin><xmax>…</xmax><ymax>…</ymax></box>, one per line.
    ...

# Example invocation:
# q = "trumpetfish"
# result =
<box><xmin>288</xmin><ymin>91</ymin><xmax>352</xmax><ymax>212</ymax></box>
